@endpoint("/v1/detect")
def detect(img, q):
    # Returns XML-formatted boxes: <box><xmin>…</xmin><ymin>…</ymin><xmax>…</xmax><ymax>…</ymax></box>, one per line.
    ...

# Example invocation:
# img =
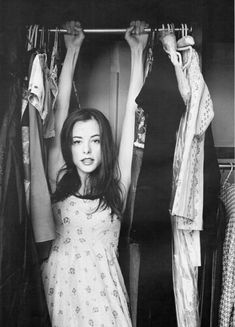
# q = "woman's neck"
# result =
<box><xmin>78</xmin><ymin>175</ymin><xmax>90</xmax><ymax>196</ymax></box>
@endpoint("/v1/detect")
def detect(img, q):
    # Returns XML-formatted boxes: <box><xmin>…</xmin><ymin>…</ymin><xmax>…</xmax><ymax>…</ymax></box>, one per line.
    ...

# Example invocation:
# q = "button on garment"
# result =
<box><xmin>41</xmin><ymin>196</ymin><xmax>132</xmax><ymax>327</ymax></box>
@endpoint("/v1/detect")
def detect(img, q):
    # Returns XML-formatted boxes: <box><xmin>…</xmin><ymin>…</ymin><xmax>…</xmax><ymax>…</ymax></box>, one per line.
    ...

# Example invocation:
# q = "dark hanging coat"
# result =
<box><xmin>0</xmin><ymin>21</ymin><xmax>51</xmax><ymax>327</ymax></box>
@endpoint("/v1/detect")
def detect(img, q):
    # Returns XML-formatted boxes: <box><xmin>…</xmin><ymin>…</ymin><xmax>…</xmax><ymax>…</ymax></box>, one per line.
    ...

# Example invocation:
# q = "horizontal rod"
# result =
<box><xmin>37</xmin><ymin>27</ymin><xmax>192</xmax><ymax>34</ymax></box>
<box><xmin>219</xmin><ymin>163</ymin><xmax>235</xmax><ymax>169</ymax></box>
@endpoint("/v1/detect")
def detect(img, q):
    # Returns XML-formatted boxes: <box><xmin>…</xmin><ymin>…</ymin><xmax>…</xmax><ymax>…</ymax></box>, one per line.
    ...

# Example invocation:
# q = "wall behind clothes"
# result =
<box><xmin>77</xmin><ymin>38</ymin><xmax>130</xmax><ymax>144</ymax></box>
<box><xmin>205</xmin><ymin>43</ymin><xmax>234</xmax><ymax>147</ymax></box>
<box><xmin>202</xmin><ymin>0</ymin><xmax>234</xmax><ymax>148</ymax></box>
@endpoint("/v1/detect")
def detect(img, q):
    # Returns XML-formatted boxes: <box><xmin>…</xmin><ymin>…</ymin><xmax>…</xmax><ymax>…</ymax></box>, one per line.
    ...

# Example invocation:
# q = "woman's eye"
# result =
<box><xmin>93</xmin><ymin>139</ymin><xmax>100</xmax><ymax>144</ymax></box>
<box><xmin>72</xmin><ymin>140</ymin><xmax>81</xmax><ymax>145</ymax></box>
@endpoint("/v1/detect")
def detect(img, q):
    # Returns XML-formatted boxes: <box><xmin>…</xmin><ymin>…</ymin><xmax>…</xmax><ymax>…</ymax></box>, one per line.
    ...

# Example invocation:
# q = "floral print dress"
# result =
<box><xmin>41</xmin><ymin>195</ymin><xmax>132</xmax><ymax>327</ymax></box>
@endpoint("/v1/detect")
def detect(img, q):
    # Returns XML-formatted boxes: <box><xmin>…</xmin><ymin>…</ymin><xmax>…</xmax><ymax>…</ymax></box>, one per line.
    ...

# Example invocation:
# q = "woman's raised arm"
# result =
<box><xmin>48</xmin><ymin>21</ymin><xmax>85</xmax><ymax>192</ymax></box>
<box><xmin>118</xmin><ymin>21</ymin><xmax>149</xmax><ymax>206</ymax></box>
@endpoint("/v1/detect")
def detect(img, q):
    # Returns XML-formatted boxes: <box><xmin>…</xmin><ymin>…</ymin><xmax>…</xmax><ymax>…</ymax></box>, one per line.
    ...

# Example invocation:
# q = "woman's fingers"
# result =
<box><xmin>128</xmin><ymin>20</ymin><xmax>148</xmax><ymax>35</ymax></box>
<box><xmin>64</xmin><ymin>21</ymin><xmax>82</xmax><ymax>35</ymax></box>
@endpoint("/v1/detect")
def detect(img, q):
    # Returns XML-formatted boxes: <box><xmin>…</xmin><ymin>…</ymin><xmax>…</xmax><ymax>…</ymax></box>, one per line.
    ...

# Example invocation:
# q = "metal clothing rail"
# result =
<box><xmin>37</xmin><ymin>26</ymin><xmax>192</xmax><ymax>34</ymax></box>
<box><xmin>219</xmin><ymin>163</ymin><xmax>235</xmax><ymax>169</ymax></box>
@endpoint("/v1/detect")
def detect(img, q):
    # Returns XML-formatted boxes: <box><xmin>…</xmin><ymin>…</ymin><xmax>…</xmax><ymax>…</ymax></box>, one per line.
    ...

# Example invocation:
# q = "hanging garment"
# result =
<box><xmin>170</xmin><ymin>47</ymin><xmax>214</xmax><ymax>327</ymax></box>
<box><xmin>21</xmin><ymin>52</ymin><xmax>37</xmax><ymax>213</ymax></box>
<box><xmin>21</xmin><ymin>44</ymin><xmax>59</xmax><ymax>242</ymax></box>
<box><xmin>171</xmin><ymin>48</ymin><xmax>214</xmax><ymax>234</ymax></box>
<box><xmin>0</xmin><ymin>73</ymin><xmax>51</xmax><ymax>327</ymax></box>
<box><xmin>41</xmin><ymin>196</ymin><xmax>132</xmax><ymax>327</ymax></box>
<box><xmin>130</xmin><ymin>40</ymin><xmax>185</xmax><ymax>327</ymax></box>
<box><xmin>210</xmin><ymin>199</ymin><xmax>227</xmax><ymax>327</ymax></box>
<box><xmin>28</xmin><ymin>53</ymin><xmax>55</xmax><ymax>243</ymax></box>
<box><xmin>198</xmin><ymin>125</ymin><xmax>220</xmax><ymax>327</ymax></box>
<box><xmin>128</xmin><ymin>36</ymin><xmax>220</xmax><ymax>326</ymax></box>
<box><xmin>21</xmin><ymin>82</ymin><xmax>31</xmax><ymax>212</ymax></box>
<box><xmin>219</xmin><ymin>182</ymin><xmax>235</xmax><ymax>327</ymax></box>
<box><xmin>172</xmin><ymin>199</ymin><xmax>227</xmax><ymax>326</ymax></box>
<box><xmin>27</xmin><ymin>49</ymin><xmax>58</xmax><ymax>139</ymax></box>
<box><xmin>28</xmin><ymin>54</ymin><xmax>46</xmax><ymax>119</ymax></box>
<box><xmin>43</xmin><ymin>30</ymin><xmax>59</xmax><ymax>139</ymax></box>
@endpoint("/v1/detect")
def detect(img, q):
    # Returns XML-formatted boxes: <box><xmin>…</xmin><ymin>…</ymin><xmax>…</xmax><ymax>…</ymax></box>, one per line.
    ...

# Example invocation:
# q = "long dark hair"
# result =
<box><xmin>51</xmin><ymin>108</ymin><xmax>123</xmax><ymax>218</ymax></box>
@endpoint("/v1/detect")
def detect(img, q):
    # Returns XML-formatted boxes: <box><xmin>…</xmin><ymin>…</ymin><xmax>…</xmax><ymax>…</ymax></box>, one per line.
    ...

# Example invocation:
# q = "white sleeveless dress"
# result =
<box><xmin>41</xmin><ymin>195</ymin><xmax>132</xmax><ymax>327</ymax></box>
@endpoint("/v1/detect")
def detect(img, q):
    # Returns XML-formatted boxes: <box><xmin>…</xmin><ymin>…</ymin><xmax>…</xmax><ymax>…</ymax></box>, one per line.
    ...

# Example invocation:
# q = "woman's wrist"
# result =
<box><xmin>130</xmin><ymin>46</ymin><xmax>144</xmax><ymax>59</ymax></box>
<box><xmin>66</xmin><ymin>44</ymin><xmax>81</xmax><ymax>53</ymax></box>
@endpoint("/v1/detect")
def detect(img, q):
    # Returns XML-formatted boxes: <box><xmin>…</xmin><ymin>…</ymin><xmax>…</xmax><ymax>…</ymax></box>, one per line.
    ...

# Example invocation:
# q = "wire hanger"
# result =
<box><xmin>222</xmin><ymin>162</ymin><xmax>234</xmax><ymax>187</ymax></box>
<box><xmin>34</xmin><ymin>25</ymin><xmax>39</xmax><ymax>49</ymax></box>
<box><xmin>39</xmin><ymin>26</ymin><xmax>46</xmax><ymax>51</ymax></box>
<box><xmin>27</xmin><ymin>25</ymin><xmax>38</xmax><ymax>51</ymax></box>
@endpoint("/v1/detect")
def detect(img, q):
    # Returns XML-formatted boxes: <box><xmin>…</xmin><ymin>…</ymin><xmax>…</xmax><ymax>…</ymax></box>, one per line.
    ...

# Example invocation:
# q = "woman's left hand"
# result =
<box><xmin>63</xmin><ymin>20</ymin><xmax>85</xmax><ymax>50</ymax></box>
<box><xmin>125</xmin><ymin>20</ymin><xmax>149</xmax><ymax>52</ymax></box>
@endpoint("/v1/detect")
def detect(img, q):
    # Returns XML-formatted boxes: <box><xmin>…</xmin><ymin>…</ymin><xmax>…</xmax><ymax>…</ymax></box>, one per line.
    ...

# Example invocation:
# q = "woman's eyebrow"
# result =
<box><xmin>91</xmin><ymin>134</ymin><xmax>100</xmax><ymax>138</ymax></box>
<box><xmin>72</xmin><ymin>134</ymin><xmax>100</xmax><ymax>139</ymax></box>
<box><xmin>72</xmin><ymin>136</ymin><xmax>82</xmax><ymax>139</ymax></box>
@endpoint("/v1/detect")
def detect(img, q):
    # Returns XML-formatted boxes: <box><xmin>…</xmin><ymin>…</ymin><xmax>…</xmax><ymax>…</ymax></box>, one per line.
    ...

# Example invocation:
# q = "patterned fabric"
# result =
<box><xmin>28</xmin><ymin>54</ymin><xmax>46</xmax><ymax>119</ymax></box>
<box><xmin>133</xmin><ymin>107</ymin><xmax>146</xmax><ymax>149</ymax></box>
<box><xmin>27</xmin><ymin>53</ymin><xmax>56</xmax><ymax>243</ymax></box>
<box><xmin>171</xmin><ymin>49</ymin><xmax>214</xmax><ymax>232</ymax></box>
<box><xmin>43</xmin><ymin>30</ymin><xmax>59</xmax><ymax>139</ymax></box>
<box><xmin>171</xmin><ymin>219</ymin><xmax>200</xmax><ymax>327</ymax></box>
<box><xmin>219</xmin><ymin>183</ymin><xmax>235</xmax><ymax>327</ymax></box>
<box><xmin>41</xmin><ymin>196</ymin><xmax>132</xmax><ymax>327</ymax></box>
<box><xmin>171</xmin><ymin>48</ymin><xmax>214</xmax><ymax>327</ymax></box>
<box><xmin>21</xmin><ymin>126</ymin><xmax>30</xmax><ymax>212</ymax></box>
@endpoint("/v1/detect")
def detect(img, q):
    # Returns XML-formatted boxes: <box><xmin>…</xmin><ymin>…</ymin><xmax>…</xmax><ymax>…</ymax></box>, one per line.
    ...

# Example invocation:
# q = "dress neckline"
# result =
<box><xmin>73</xmin><ymin>193</ymin><xmax>103</xmax><ymax>201</ymax></box>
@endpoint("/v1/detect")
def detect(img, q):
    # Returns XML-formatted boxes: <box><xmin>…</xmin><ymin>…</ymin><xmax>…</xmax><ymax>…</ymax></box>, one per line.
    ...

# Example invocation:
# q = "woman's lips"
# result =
<box><xmin>81</xmin><ymin>158</ymin><xmax>94</xmax><ymax>165</ymax></box>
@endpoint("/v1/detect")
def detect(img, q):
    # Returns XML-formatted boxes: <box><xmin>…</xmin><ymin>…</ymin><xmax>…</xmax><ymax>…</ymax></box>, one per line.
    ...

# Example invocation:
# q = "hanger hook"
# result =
<box><xmin>223</xmin><ymin>162</ymin><xmax>234</xmax><ymax>186</ymax></box>
<box><xmin>34</xmin><ymin>25</ymin><xmax>39</xmax><ymax>49</ymax></box>
<box><xmin>180</xmin><ymin>23</ymin><xmax>183</xmax><ymax>37</ymax></box>
<box><xmin>39</xmin><ymin>26</ymin><xmax>45</xmax><ymax>49</ymax></box>
<box><xmin>46</xmin><ymin>28</ymin><xmax>51</xmax><ymax>53</ymax></box>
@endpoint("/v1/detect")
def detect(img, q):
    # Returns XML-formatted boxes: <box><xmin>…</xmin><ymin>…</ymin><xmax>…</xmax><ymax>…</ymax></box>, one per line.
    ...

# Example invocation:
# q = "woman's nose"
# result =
<box><xmin>83</xmin><ymin>141</ymin><xmax>91</xmax><ymax>154</ymax></box>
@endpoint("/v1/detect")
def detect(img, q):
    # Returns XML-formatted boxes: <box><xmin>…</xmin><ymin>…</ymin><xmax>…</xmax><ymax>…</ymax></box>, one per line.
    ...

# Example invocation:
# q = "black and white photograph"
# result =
<box><xmin>0</xmin><ymin>0</ymin><xmax>234</xmax><ymax>326</ymax></box>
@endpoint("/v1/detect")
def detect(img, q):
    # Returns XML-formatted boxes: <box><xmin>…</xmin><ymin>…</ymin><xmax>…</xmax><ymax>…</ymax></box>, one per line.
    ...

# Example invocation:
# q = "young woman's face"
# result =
<box><xmin>71</xmin><ymin>118</ymin><xmax>101</xmax><ymax>182</ymax></box>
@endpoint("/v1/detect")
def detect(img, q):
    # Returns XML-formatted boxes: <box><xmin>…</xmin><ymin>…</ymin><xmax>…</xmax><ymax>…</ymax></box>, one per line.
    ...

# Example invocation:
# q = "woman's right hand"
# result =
<box><xmin>63</xmin><ymin>21</ymin><xmax>85</xmax><ymax>50</ymax></box>
<box><xmin>125</xmin><ymin>20</ymin><xmax>149</xmax><ymax>52</ymax></box>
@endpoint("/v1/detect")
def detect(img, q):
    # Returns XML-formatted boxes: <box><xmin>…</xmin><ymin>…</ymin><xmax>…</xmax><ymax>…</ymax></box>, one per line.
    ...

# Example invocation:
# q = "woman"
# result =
<box><xmin>41</xmin><ymin>20</ymin><xmax>148</xmax><ymax>327</ymax></box>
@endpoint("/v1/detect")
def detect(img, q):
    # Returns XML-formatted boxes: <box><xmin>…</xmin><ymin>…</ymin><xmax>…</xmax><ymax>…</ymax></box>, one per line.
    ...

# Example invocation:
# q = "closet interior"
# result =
<box><xmin>0</xmin><ymin>0</ymin><xmax>234</xmax><ymax>327</ymax></box>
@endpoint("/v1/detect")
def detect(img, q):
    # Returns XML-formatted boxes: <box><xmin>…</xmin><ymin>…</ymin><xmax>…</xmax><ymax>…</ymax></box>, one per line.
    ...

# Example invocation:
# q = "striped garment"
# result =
<box><xmin>219</xmin><ymin>182</ymin><xmax>235</xmax><ymax>327</ymax></box>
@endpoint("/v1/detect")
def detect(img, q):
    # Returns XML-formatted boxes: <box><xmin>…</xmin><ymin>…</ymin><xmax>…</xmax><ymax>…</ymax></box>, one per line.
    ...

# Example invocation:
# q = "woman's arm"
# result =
<box><xmin>118</xmin><ymin>21</ymin><xmax>149</xmax><ymax>205</ymax></box>
<box><xmin>48</xmin><ymin>21</ymin><xmax>84</xmax><ymax>192</ymax></box>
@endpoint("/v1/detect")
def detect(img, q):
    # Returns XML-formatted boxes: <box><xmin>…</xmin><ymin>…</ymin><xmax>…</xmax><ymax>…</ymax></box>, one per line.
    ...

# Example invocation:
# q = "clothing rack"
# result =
<box><xmin>37</xmin><ymin>26</ymin><xmax>192</xmax><ymax>34</ymax></box>
<box><xmin>219</xmin><ymin>163</ymin><xmax>235</xmax><ymax>169</ymax></box>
